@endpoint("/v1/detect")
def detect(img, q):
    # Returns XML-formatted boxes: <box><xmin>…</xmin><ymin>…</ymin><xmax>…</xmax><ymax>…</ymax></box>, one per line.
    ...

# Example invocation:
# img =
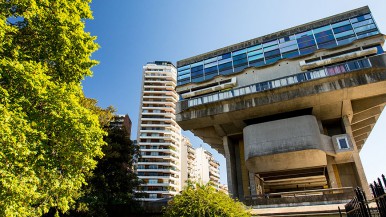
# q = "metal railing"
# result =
<box><xmin>341</xmin><ymin>174</ymin><xmax>386</xmax><ymax>217</ymax></box>
<box><xmin>245</xmin><ymin>187</ymin><xmax>354</xmax><ymax>206</ymax></box>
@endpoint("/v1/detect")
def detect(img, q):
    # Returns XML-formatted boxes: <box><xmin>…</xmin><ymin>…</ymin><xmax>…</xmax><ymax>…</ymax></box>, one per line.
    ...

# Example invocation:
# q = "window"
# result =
<box><xmin>149</xmin><ymin>179</ymin><xmax>157</xmax><ymax>184</ymax></box>
<box><xmin>149</xmin><ymin>194</ymin><xmax>158</xmax><ymax>199</ymax></box>
<box><xmin>337</xmin><ymin>137</ymin><xmax>349</xmax><ymax>149</ymax></box>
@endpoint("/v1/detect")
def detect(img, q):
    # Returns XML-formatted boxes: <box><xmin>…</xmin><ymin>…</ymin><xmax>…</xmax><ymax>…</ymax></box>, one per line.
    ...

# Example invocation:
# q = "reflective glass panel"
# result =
<box><xmin>178</xmin><ymin>65</ymin><xmax>190</xmax><ymax>71</ymax></box>
<box><xmin>334</xmin><ymin>30</ymin><xmax>355</xmax><ymax>39</ymax></box>
<box><xmin>354</xmin><ymin>24</ymin><xmax>377</xmax><ymax>33</ymax></box>
<box><xmin>204</xmin><ymin>61</ymin><xmax>217</xmax><ymax>68</ymax></box>
<box><xmin>218</xmin><ymin>58</ymin><xmax>232</xmax><ymax>64</ymax></box>
<box><xmin>280</xmin><ymin>44</ymin><xmax>298</xmax><ymax>53</ymax></box>
<box><xmin>190</xmin><ymin>61</ymin><xmax>203</xmax><ymax>68</ymax></box>
<box><xmin>352</xmin><ymin>19</ymin><xmax>374</xmax><ymax>28</ymax></box>
<box><xmin>178</xmin><ymin>69</ymin><xmax>190</xmax><ymax>75</ymax></box>
<box><xmin>333</xmin><ymin>24</ymin><xmax>353</xmax><ymax>34</ymax></box>
<box><xmin>218</xmin><ymin>53</ymin><xmax>231</xmax><ymax>60</ymax></box>
<box><xmin>247</xmin><ymin>44</ymin><xmax>262</xmax><ymax>52</ymax></box>
<box><xmin>232</xmin><ymin>53</ymin><xmax>247</xmax><ymax>61</ymax></box>
<box><xmin>331</xmin><ymin>20</ymin><xmax>350</xmax><ymax>28</ymax></box>
<box><xmin>313</xmin><ymin>25</ymin><xmax>332</xmax><ymax>34</ymax></box>
<box><xmin>351</xmin><ymin>14</ymin><xmax>372</xmax><ymax>23</ymax></box>
<box><xmin>204</xmin><ymin>57</ymin><xmax>217</xmax><ymax>64</ymax></box>
<box><xmin>233</xmin><ymin>49</ymin><xmax>247</xmax><ymax>55</ymax></box>
<box><xmin>296</xmin><ymin>30</ymin><xmax>313</xmax><ymax>39</ymax></box>
<box><xmin>264</xmin><ymin>44</ymin><xmax>279</xmax><ymax>52</ymax></box>
<box><xmin>248</xmin><ymin>49</ymin><xmax>263</xmax><ymax>56</ymax></box>
<box><xmin>279</xmin><ymin>40</ymin><xmax>297</xmax><ymax>48</ymax></box>
<box><xmin>282</xmin><ymin>50</ymin><xmax>299</xmax><ymax>58</ymax></box>
<box><xmin>248</xmin><ymin>54</ymin><xmax>264</xmax><ymax>61</ymax></box>
<box><xmin>337</xmin><ymin>37</ymin><xmax>356</xmax><ymax>45</ymax></box>
<box><xmin>357</xmin><ymin>30</ymin><xmax>379</xmax><ymax>39</ymax></box>
<box><xmin>263</xmin><ymin>40</ymin><xmax>278</xmax><ymax>47</ymax></box>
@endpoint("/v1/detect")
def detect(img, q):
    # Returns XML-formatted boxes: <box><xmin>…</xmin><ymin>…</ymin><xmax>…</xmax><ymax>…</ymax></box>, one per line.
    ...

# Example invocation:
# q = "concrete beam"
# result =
<box><xmin>264</xmin><ymin>175</ymin><xmax>326</xmax><ymax>185</ymax></box>
<box><xmin>351</xmin><ymin>106</ymin><xmax>382</xmax><ymax>124</ymax></box>
<box><xmin>356</xmin><ymin>140</ymin><xmax>365</xmax><ymax>150</ymax></box>
<box><xmin>224</xmin><ymin>136</ymin><xmax>238</xmax><ymax>198</ymax></box>
<box><xmin>354</xmin><ymin>133</ymin><xmax>369</xmax><ymax>142</ymax></box>
<box><xmin>342</xmin><ymin>100</ymin><xmax>354</xmax><ymax>123</ymax></box>
<box><xmin>351</xmin><ymin>94</ymin><xmax>386</xmax><ymax>114</ymax></box>
<box><xmin>214</xmin><ymin>124</ymin><xmax>226</xmax><ymax>137</ymax></box>
<box><xmin>352</xmin><ymin>126</ymin><xmax>372</xmax><ymax>138</ymax></box>
<box><xmin>351</xmin><ymin>117</ymin><xmax>377</xmax><ymax>132</ymax></box>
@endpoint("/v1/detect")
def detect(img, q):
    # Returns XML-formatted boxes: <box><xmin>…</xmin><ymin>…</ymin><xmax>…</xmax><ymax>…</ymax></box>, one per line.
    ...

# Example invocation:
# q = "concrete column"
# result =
<box><xmin>249</xmin><ymin>172</ymin><xmax>257</xmax><ymax>196</ymax></box>
<box><xmin>223</xmin><ymin>136</ymin><xmax>239</xmax><ymax>198</ymax></box>
<box><xmin>234</xmin><ymin>143</ymin><xmax>244</xmax><ymax>200</ymax></box>
<box><xmin>343</xmin><ymin>116</ymin><xmax>371</xmax><ymax>198</ymax></box>
<box><xmin>326</xmin><ymin>156</ymin><xmax>339</xmax><ymax>188</ymax></box>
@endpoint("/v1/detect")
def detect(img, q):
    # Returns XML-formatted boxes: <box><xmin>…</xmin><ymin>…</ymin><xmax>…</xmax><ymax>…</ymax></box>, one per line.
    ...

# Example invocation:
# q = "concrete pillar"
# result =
<box><xmin>326</xmin><ymin>156</ymin><xmax>339</xmax><ymax>188</ymax></box>
<box><xmin>234</xmin><ymin>142</ymin><xmax>245</xmax><ymax>201</ymax></box>
<box><xmin>249</xmin><ymin>172</ymin><xmax>257</xmax><ymax>196</ymax></box>
<box><xmin>223</xmin><ymin>136</ymin><xmax>239</xmax><ymax>198</ymax></box>
<box><xmin>342</xmin><ymin>116</ymin><xmax>371</xmax><ymax>198</ymax></box>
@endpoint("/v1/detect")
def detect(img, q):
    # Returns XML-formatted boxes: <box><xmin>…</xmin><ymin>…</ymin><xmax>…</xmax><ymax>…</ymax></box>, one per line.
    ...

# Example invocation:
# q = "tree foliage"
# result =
<box><xmin>70</xmin><ymin>125</ymin><xmax>142</xmax><ymax>216</ymax></box>
<box><xmin>163</xmin><ymin>183</ymin><xmax>251</xmax><ymax>217</ymax></box>
<box><xmin>0</xmin><ymin>1</ymin><xmax>104</xmax><ymax>216</ymax></box>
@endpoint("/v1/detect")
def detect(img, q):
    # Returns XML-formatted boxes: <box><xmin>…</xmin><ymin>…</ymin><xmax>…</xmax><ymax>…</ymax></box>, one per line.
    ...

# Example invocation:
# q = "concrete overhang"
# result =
<box><xmin>245</xmin><ymin>149</ymin><xmax>327</xmax><ymax>174</ymax></box>
<box><xmin>176</xmin><ymin>54</ymin><xmax>386</xmax><ymax>153</ymax></box>
<box><xmin>299</xmin><ymin>48</ymin><xmax>377</xmax><ymax>71</ymax></box>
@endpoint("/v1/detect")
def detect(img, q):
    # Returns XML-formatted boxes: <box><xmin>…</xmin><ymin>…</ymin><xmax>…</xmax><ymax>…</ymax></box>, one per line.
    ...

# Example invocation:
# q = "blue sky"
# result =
<box><xmin>83</xmin><ymin>0</ymin><xmax>386</xmax><ymax>185</ymax></box>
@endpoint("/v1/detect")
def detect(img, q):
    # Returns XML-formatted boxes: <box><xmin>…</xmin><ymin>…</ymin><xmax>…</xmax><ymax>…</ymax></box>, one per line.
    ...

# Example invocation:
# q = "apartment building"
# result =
<box><xmin>136</xmin><ymin>61</ymin><xmax>182</xmax><ymax>201</ymax></box>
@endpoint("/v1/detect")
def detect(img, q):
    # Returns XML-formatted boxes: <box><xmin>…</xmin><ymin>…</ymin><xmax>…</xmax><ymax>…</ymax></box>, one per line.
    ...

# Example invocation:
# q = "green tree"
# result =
<box><xmin>163</xmin><ymin>183</ymin><xmax>251</xmax><ymax>217</ymax></box>
<box><xmin>0</xmin><ymin>1</ymin><xmax>104</xmax><ymax>216</ymax></box>
<box><xmin>70</xmin><ymin>124</ymin><xmax>142</xmax><ymax>216</ymax></box>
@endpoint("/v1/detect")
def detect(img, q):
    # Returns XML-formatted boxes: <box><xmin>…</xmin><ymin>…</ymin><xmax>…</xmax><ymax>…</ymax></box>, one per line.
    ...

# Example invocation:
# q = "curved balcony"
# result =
<box><xmin>243</xmin><ymin>115</ymin><xmax>330</xmax><ymax>174</ymax></box>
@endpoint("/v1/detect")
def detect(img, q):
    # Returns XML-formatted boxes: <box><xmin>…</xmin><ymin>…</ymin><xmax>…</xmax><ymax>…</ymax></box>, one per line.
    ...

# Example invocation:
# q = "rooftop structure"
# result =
<box><xmin>175</xmin><ymin>6</ymin><xmax>386</xmax><ymax>206</ymax></box>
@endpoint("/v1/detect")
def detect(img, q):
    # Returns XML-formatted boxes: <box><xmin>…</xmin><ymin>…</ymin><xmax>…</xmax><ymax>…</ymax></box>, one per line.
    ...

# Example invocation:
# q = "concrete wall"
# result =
<box><xmin>337</xmin><ymin>163</ymin><xmax>359</xmax><ymax>188</ymax></box>
<box><xmin>243</xmin><ymin>115</ymin><xmax>330</xmax><ymax>173</ymax></box>
<box><xmin>243</xmin><ymin>115</ymin><xmax>324</xmax><ymax>158</ymax></box>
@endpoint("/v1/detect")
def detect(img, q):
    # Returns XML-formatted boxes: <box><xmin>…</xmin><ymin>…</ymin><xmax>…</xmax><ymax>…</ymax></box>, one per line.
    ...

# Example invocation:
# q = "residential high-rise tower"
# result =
<box><xmin>136</xmin><ymin>61</ymin><xmax>182</xmax><ymax>201</ymax></box>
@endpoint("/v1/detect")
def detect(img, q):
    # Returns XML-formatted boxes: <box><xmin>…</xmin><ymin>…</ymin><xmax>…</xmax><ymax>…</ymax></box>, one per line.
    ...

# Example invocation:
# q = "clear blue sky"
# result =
<box><xmin>83</xmin><ymin>0</ymin><xmax>386</xmax><ymax>185</ymax></box>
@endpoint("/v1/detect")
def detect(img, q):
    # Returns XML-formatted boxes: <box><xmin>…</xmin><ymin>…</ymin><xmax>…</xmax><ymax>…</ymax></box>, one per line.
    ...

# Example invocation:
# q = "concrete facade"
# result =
<box><xmin>175</xmin><ymin>7</ymin><xmax>386</xmax><ymax>202</ymax></box>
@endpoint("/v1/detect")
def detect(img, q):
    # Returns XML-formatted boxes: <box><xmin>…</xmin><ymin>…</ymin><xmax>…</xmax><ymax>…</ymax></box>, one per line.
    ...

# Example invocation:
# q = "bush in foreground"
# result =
<box><xmin>163</xmin><ymin>183</ymin><xmax>250</xmax><ymax>217</ymax></box>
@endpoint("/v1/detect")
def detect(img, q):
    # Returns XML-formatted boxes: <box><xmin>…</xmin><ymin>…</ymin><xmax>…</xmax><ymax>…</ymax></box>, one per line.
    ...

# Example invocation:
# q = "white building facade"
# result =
<box><xmin>136</xmin><ymin>61</ymin><xmax>182</xmax><ymax>201</ymax></box>
<box><xmin>194</xmin><ymin>147</ymin><xmax>221</xmax><ymax>188</ymax></box>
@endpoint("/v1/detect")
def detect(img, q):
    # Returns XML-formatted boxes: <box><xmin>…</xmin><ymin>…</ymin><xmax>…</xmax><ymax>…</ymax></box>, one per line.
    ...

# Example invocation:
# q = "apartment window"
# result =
<box><xmin>149</xmin><ymin>179</ymin><xmax>157</xmax><ymax>184</ymax></box>
<box><xmin>337</xmin><ymin>137</ymin><xmax>349</xmax><ymax>149</ymax></box>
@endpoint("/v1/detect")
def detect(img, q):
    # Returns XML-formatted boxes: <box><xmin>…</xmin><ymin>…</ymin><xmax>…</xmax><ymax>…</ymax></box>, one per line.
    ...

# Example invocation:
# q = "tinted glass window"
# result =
<box><xmin>333</xmin><ymin>24</ymin><xmax>353</xmax><ymax>34</ymax></box>
<box><xmin>313</xmin><ymin>25</ymin><xmax>332</xmax><ymax>34</ymax></box>
<box><xmin>331</xmin><ymin>20</ymin><xmax>350</xmax><ymax>28</ymax></box>
<box><xmin>247</xmin><ymin>44</ymin><xmax>262</xmax><ymax>52</ymax></box>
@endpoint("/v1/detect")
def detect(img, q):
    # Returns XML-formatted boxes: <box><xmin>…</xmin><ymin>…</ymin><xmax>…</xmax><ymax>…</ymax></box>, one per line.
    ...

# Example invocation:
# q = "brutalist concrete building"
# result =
<box><xmin>175</xmin><ymin>6</ymin><xmax>386</xmax><ymax>203</ymax></box>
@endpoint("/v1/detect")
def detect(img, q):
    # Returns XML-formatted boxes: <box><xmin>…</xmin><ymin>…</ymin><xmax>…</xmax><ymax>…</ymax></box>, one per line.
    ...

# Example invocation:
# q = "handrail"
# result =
<box><xmin>245</xmin><ymin>187</ymin><xmax>353</xmax><ymax>199</ymax></box>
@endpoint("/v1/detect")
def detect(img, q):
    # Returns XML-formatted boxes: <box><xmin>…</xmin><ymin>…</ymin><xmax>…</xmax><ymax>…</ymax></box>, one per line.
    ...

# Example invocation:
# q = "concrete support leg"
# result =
<box><xmin>343</xmin><ymin>116</ymin><xmax>371</xmax><ymax>198</ymax></box>
<box><xmin>249</xmin><ymin>172</ymin><xmax>257</xmax><ymax>196</ymax></box>
<box><xmin>223</xmin><ymin>136</ymin><xmax>239</xmax><ymax>198</ymax></box>
<box><xmin>326</xmin><ymin>156</ymin><xmax>339</xmax><ymax>188</ymax></box>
